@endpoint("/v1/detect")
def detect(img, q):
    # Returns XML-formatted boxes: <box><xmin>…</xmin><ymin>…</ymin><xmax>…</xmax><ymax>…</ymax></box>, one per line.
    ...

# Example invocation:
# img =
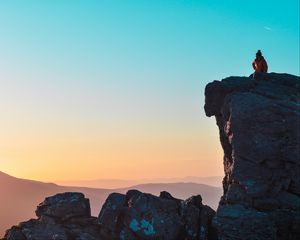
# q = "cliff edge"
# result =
<box><xmin>205</xmin><ymin>72</ymin><xmax>300</xmax><ymax>240</ymax></box>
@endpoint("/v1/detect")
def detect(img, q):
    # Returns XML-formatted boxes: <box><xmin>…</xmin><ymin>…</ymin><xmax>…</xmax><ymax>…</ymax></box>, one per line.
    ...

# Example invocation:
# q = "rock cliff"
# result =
<box><xmin>205</xmin><ymin>72</ymin><xmax>300</xmax><ymax>240</ymax></box>
<box><xmin>2</xmin><ymin>72</ymin><xmax>300</xmax><ymax>240</ymax></box>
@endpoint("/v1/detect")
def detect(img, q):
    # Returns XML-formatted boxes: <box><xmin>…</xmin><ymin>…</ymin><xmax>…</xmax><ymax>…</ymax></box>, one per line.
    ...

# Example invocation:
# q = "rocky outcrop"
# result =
<box><xmin>98</xmin><ymin>190</ymin><xmax>216</xmax><ymax>240</ymax></box>
<box><xmin>3</xmin><ymin>72</ymin><xmax>299</xmax><ymax>240</ymax></box>
<box><xmin>3</xmin><ymin>191</ymin><xmax>215</xmax><ymax>240</ymax></box>
<box><xmin>3</xmin><ymin>193</ymin><xmax>101</xmax><ymax>240</ymax></box>
<box><xmin>205</xmin><ymin>72</ymin><xmax>300</xmax><ymax>240</ymax></box>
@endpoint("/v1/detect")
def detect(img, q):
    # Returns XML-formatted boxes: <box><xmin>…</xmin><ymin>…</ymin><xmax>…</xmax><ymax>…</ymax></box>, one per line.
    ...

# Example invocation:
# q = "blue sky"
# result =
<box><xmin>0</xmin><ymin>0</ymin><xmax>299</xmax><ymax>180</ymax></box>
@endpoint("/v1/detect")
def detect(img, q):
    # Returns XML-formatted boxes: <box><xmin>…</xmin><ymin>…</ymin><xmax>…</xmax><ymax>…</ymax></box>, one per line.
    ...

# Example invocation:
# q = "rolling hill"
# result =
<box><xmin>0</xmin><ymin>171</ymin><xmax>222</xmax><ymax>237</ymax></box>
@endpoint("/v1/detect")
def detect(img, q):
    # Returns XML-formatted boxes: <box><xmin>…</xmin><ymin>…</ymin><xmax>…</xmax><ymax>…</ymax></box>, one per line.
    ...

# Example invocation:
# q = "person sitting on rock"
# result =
<box><xmin>252</xmin><ymin>50</ymin><xmax>268</xmax><ymax>73</ymax></box>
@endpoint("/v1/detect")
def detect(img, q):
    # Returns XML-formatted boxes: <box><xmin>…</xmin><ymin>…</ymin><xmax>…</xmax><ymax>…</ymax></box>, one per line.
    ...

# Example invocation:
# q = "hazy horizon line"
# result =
<box><xmin>1</xmin><ymin>170</ymin><xmax>221</xmax><ymax>181</ymax></box>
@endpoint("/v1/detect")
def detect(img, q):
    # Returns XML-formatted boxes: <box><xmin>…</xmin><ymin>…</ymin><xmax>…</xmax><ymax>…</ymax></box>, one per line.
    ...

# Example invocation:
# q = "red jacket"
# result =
<box><xmin>252</xmin><ymin>57</ymin><xmax>268</xmax><ymax>73</ymax></box>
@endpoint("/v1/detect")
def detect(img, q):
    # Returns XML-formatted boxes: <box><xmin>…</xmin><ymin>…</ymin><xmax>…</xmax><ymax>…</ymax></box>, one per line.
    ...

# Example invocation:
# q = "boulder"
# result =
<box><xmin>99</xmin><ymin>190</ymin><xmax>216</xmax><ymax>240</ymax></box>
<box><xmin>36</xmin><ymin>192</ymin><xmax>91</xmax><ymax>221</ymax></box>
<box><xmin>3</xmin><ymin>191</ymin><xmax>215</xmax><ymax>240</ymax></box>
<box><xmin>181</xmin><ymin>195</ymin><xmax>216</xmax><ymax>240</ymax></box>
<box><xmin>3</xmin><ymin>193</ymin><xmax>101</xmax><ymax>240</ymax></box>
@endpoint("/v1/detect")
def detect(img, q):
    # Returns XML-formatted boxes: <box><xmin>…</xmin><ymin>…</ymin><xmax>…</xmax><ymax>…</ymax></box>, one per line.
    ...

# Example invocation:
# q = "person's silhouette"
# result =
<box><xmin>252</xmin><ymin>50</ymin><xmax>268</xmax><ymax>73</ymax></box>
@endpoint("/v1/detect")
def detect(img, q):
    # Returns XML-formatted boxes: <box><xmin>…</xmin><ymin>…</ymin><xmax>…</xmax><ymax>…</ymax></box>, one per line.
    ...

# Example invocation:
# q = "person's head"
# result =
<box><xmin>256</xmin><ymin>50</ymin><xmax>262</xmax><ymax>58</ymax></box>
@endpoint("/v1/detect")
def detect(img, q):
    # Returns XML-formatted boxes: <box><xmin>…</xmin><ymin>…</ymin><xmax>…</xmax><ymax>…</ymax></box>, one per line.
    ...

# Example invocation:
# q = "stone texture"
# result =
<box><xmin>3</xmin><ymin>193</ymin><xmax>102</xmax><ymax>240</ymax></box>
<box><xmin>181</xmin><ymin>195</ymin><xmax>216</xmax><ymax>240</ymax></box>
<box><xmin>35</xmin><ymin>192</ymin><xmax>91</xmax><ymax>221</ymax></box>
<box><xmin>97</xmin><ymin>192</ymin><xmax>126</xmax><ymax>239</ymax></box>
<box><xmin>3</xmin><ymin>191</ymin><xmax>215</xmax><ymax>240</ymax></box>
<box><xmin>98</xmin><ymin>190</ymin><xmax>216</xmax><ymax>240</ymax></box>
<box><xmin>205</xmin><ymin>72</ymin><xmax>300</xmax><ymax>240</ymax></box>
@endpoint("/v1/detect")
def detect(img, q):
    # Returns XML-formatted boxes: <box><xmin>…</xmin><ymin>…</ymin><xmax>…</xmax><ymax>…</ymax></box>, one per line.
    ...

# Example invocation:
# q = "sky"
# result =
<box><xmin>0</xmin><ymin>0</ymin><xmax>299</xmax><ymax>182</ymax></box>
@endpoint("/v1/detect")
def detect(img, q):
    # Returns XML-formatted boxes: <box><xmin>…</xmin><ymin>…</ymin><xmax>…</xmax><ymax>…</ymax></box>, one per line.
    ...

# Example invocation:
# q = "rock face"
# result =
<box><xmin>98</xmin><ymin>190</ymin><xmax>216</xmax><ymax>240</ymax></box>
<box><xmin>35</xmin><ymin>192</ymin><xmax>91</xmax><ymax>220</ymax></box>
<box><xmin>3</xmin><ymin>191</ymin><xmax>215</xmax><ymax>240</ymax></box>
<box><xmin>204</xmin><ymin>72</ymin><xmax>300</xmax><ymax>240</ymax></box>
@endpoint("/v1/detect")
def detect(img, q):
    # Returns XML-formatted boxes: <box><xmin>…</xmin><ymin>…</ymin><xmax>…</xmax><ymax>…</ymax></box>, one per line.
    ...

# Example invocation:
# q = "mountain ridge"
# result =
<box><xmin>55</xmin><ymin>175</ymin><xmax>223</xmax><ymax>189</ymax></box>
<box><xmin>0</xmin><ymin>170</ymin><xmax>221</xmax><ymax>238</ymax></box>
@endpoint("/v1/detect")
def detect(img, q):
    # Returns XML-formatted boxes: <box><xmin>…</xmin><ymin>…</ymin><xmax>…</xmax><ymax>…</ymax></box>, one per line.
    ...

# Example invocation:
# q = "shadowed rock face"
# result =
<box><xmin>35</xmin><ymin>192</ymin><xmax>91</xmax><ymax>221</ymax></box>
<box><xmin>3</xmin><ymin>191</ymin><xmax>215</xmax><ymax>240</ymax></box>
<box><xmin>205</xmin><ymin>73</ymin><xmax>300</xmax><ymax>240</ymax></box>
<box><xmin>98</xmin><ymin>190</ymin><xmax>216</xmax><ymax>240</ymax></box>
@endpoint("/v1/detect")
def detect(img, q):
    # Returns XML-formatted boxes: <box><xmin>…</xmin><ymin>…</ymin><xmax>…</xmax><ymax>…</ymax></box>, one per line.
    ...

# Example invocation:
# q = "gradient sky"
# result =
<box><xmin>0</xmin><ymin>0</ymin><xmax>299</xmax><ymax>181</ymax></box>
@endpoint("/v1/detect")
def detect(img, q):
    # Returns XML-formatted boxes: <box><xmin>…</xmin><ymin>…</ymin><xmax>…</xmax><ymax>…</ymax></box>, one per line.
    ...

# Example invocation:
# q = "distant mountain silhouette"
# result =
<box><xmin>119</xmin><ymin>182</ymin><xmax>221</xmax><ymax>209</ymax></box>
<box><xmin>56</xmin><ymin>176</ymin><xmax>222</xmax><ymax>189</ymax></box>
<box><xmin>0</xmin><ymin>171</ymin><xmax>222</xmax><ymax>237</ymax></box>
<box><xmin>0</xmin><ymin>171</ymin><xmax>111</xmax><ymax>237</ymax></box>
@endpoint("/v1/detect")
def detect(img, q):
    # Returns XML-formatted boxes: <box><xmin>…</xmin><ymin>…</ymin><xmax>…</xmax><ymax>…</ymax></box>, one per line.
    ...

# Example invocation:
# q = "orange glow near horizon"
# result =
<box><xmin>0</xmin><ymin>117</ymin><xmax>223</xmax><ymax>182</ymax></box>
<box><xmin>0</xmin><ymin>0</ymin><xmax>299</xmax><ymax>185</ymax></box>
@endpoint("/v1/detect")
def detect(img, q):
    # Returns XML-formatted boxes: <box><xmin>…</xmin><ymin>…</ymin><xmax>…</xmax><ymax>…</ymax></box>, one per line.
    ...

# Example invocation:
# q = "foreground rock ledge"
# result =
<box><xmin>205</xmin><ymin>72</ymin><xmax>300</xmax><ymax>240</ymax></box>
<box><xmin>3</xmin><ymin>191</ymin><xmax>215</xmax><ymax>240</ymax></box>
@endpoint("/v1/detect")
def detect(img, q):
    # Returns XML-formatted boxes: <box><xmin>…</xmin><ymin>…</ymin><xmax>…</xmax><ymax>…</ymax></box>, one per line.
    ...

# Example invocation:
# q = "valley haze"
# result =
<box><xmin>55</xmin><ymin>176</ymin><xmax>222</xmax><ymax>189</ymax></box>
<box><xmin>0</xmin><ymin>171</ymin><xmax>222</xmax><ymax>237</ymax></box>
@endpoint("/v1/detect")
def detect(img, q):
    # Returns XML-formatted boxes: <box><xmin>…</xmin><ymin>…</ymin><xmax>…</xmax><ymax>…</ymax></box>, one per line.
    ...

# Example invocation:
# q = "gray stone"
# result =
<box><xmin>36</xmin><ymin>192</ymin><xmax>91</xmax><ymax>221</ymax></box>
<box><xmin>98</xmin><ymin>192</ymin><xmax>126</xmax><ymax>239</ymax></box>
<box><xmin>3</xmin><ymin>193</ymin><xmax>102</xmax><ymax>240</ymax></box>
<box><xmin>98</xmin><ymin>190</ymin><xmax>216</xmax><ymax>240</ymax></box>
<box><xmin>205</xmin><ymin>73</ymin><xmax>300</xmax><ymax>239</ymax></box>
